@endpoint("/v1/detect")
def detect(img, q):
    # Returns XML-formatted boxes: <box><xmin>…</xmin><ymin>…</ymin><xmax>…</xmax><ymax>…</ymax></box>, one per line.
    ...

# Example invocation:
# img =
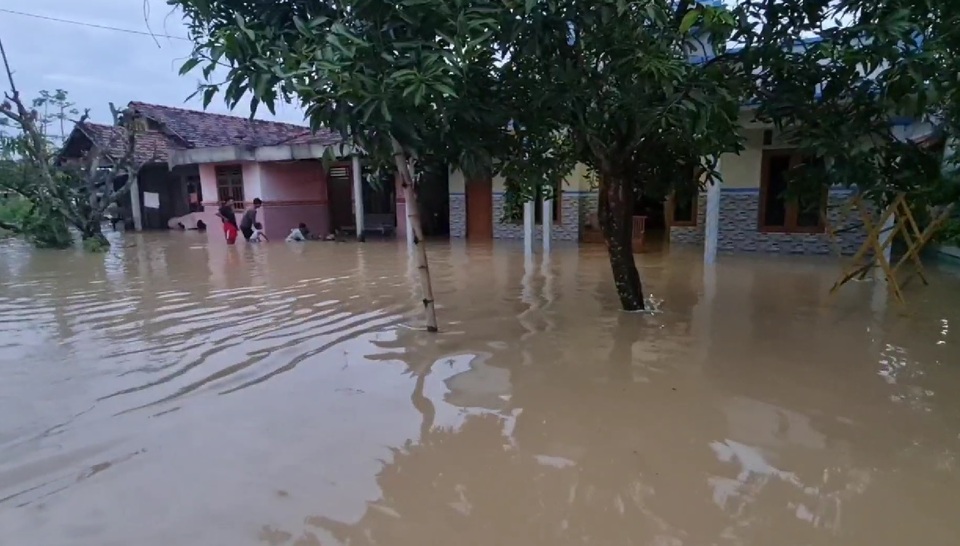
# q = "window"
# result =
<box><xmin>215</xmin><ymin>165</ymin><xmax>244</xmax><ymax>205</ymax></box>
<box><xmin>759</xmin><ymin>151</ymin><xmax>827</xmax><ymax>233</ymax></box>
<box><xmin>670</xmin><ymin>165</ymin><xmax>699</xmax><ymax>226</ymax></box>
<box><xmin>670</xmin><ymin>192</ymin><xmax>698</xmax><ymax>226</ymax></box>
<box><xmin>533</xmin><ymin>184</ymin><xmax>561</xmax><ymax>225</ymax></box>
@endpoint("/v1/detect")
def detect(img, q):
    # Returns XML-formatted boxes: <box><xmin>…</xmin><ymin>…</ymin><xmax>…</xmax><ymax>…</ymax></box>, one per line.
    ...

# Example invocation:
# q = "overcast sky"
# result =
<box><xmin>0</xmin><ymin>0</ymin><xmax>308</xmax><ymax>129</ymax></box>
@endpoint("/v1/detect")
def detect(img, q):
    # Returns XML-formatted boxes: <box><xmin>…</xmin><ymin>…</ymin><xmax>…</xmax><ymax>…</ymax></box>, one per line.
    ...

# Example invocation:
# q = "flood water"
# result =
<box><xmin>1</xmin><ymin>232</ymin><xmax>960</xmax><ymax>545</ymax></box>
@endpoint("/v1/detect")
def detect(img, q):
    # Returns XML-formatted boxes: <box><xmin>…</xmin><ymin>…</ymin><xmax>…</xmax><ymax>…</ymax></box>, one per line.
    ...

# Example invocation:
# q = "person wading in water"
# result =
<box><xmin>217</xmin><ymin>199</ymin><xmax>239</xmax><ymax>244</ymax></box>
<box><xmin>239</xmin><ymin>198</ymin><xmax>262</xmax><ymax>241</ymax></box>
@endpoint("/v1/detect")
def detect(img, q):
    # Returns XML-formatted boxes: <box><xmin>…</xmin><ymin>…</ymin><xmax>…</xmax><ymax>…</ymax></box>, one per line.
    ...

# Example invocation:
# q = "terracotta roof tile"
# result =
<box><xmin>276</xmin><ymin>129</ymin><xmax>344</xmax><ymax>146</ymax></box>
<box><xmin>78</xmin><ymin>122</ymin><xmax>176</xmax><ymax>164</ymax></box>
<box><xmin>67</xmin><ymin>103</ymin><xmax>344</xmax><ymax>166</ymax></box>
<box><xmin>128</xmin><ymin>101</ymin><xmax>324</xmax><ymax>148</ymax></box>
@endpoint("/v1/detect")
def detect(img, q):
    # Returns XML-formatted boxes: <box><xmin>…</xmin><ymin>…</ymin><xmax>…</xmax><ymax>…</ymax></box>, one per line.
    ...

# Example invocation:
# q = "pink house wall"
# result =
<box><xmin>258</xmin><ymin>161</ymin><xmax>329</xmax><ymax>240</ymax></box>
<box><xmin>196</xmin><ymin>164</ymin><xmax>230</xmax><ymax>227</ymax></box>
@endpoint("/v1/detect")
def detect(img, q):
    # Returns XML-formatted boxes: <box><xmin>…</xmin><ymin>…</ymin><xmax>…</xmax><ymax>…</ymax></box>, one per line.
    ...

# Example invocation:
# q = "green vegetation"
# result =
<box><xmin>170</xmin><ymin>0</ymin><xmax>960</xmax><ymax>313</ymax></box>
<box><xmin>0</xmin><ymin>39</ymin><xmax>142</xmax><ymax>252</ymax></box>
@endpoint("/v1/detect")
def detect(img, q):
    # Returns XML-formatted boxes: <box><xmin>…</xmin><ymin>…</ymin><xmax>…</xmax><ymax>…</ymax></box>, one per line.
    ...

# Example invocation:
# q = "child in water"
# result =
<box><xmin>249</xmin><ymin>222</ymin><xmax>268</xmax><ymax>242</ymax></box>
<box><xmin>286</xmin><ymin>223</ymin><xmax>310</xmax><ymax>242</ymax></box>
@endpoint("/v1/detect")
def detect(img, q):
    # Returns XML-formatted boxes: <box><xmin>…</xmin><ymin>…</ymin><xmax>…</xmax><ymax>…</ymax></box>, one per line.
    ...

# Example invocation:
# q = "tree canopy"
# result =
<box><xmin>171</xmin><ymin>0</ymin><xmax>960</xmax><ymax>312</ymax></box>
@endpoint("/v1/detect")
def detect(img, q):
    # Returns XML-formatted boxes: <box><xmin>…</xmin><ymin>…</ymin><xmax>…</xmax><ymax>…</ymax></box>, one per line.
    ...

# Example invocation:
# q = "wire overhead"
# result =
<box><xmin>0</xmin><ymin>8</ymin><xmax>191</xmax><ymax>42</ymax></box>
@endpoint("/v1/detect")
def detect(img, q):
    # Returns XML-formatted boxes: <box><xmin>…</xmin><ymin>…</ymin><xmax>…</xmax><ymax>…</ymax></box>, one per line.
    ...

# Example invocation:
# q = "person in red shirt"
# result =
<box><xmin>217</xmin><ymin>199</ymin><xmax>239</xmax><ymax>244</ymax></box>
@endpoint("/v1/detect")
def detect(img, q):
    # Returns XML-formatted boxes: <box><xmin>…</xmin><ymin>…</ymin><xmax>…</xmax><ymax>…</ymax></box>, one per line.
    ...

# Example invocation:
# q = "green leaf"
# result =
<box><xmin>178</xmin><ymin>57</ymin><xmax>201</xmax><ymax>76</ymax></box>
<box><xmin>293</xmin><ymin>16</ymin><xmax>309</xmax><ymax>36</ymax></box>
<box><xmin>254</xmin><ymin>74</ymin><xmax>270</xmax><ymax>98</ymax></box>
<box><xmin>234</xmin><ymin>12</ymin><xmax>255</xmax><ymax>40</ymax></box>
<box><xmin>202</xmin><ymin>87</ymin><xmax>217</xmax><ymax>108</ymax></box>
<box><xmin>679</xmin><ymin>10</ymin><xmax>700</xmax><ymax>34</ymax></box>
<box><xmin>433</xmin><ymin>83</ymin><xmax>458</xmax><ymax>97</ymax></box>
<box><xmin>380</xmin><ymin>101</ymin><xmax>392</xmax><ymax>122</ymax></box>
<box><xmin>525</xmin><ymin>0</ymin><xmax>537</xmax><ymax>15</ymax></box>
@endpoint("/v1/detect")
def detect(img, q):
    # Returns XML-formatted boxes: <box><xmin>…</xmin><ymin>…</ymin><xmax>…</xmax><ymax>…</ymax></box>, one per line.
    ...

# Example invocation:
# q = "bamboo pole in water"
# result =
<box><xmin>391</xmin><ymin>138</ymin><xmax>439</xmax><ymax>332</ymax></box>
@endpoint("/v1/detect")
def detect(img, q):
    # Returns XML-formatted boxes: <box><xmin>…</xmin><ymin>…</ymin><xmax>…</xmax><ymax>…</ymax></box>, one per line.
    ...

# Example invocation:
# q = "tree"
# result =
<box><xmin>730</xmin><ymin>0</ymin><xmax>960</xmax><ymax>212</ymax></box>
<box><xmin>172</xmin><ymin>0</ymin><xmax>512</xmax><ymax>331</ymax></box>
<box><xmin>496</xmin><ymin>0</ymin><xmax>744</xmax><ymax>310</ymax></box>
<box><xmin>0</xmin><ymin>38</ymin><xmax>145</xmax><ymax>251</ymax></box>
<box><xmin>172</xmin><ymin>0</ymin><xmax>742</xmax><ymax>314</ymax></box>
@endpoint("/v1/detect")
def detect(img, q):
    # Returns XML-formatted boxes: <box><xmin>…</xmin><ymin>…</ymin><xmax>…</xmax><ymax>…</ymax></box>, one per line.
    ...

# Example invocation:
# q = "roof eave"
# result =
<box><xmin>167</xmin><ymin>142</ymin><xmax>360</xmax><ymax>168</ymax></box>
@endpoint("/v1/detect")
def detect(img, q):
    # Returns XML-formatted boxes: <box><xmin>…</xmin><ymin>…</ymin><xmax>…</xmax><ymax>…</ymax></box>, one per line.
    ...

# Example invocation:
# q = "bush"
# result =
<box><xmin>0</xmin><ymin>194</ymin><xmax>31</xmax><ymax>228</ymax></box>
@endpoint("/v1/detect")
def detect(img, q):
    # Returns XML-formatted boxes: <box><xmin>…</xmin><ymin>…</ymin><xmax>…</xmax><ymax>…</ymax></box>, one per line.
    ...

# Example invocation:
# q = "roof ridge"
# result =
<box><xmin>128</xmin><ymin>101</ymin><xmax>308</xmax><ymax>129</ymax></box>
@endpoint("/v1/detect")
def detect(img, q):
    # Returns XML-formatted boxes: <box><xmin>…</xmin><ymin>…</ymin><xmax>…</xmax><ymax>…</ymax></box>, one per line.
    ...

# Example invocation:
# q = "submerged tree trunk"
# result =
<box><xmin>392</xmin><ymin>138</ymin><xmax>439</xmax><ymax>332</ymax></box>
<box><xmin>79</xmin><ymin>214</ymin><xmax>110</xmax><ymax>252</ymax></box>
<box><xmin>598</xmin><ymin>173</ymin><xmax>645</xmax><ymax>311</ymax></box>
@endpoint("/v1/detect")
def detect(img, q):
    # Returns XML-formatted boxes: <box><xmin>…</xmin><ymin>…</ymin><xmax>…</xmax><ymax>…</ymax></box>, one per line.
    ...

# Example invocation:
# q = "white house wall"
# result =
<box><xmin>670</xmin><ymin>128</ymin><xmax>869</xmax><ymax>255</ymax></box>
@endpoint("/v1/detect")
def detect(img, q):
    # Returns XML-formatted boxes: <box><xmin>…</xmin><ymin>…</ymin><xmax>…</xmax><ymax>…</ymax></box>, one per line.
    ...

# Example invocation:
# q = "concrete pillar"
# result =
<box><xmin>703</xmin><ymin>158</ymin><xmax>721</xmax><ymax>265</ymax></box>
<box><xmin>351</xmin><ymin>155</ymin><xmax>365</xmax><ymax>242</ymax></box>
<box><xmin>130</xmin><ymin>174</ymin><xmax>143</xmax><ymax>231</ymax></box>
<box><xmin>523</xmin><ymin>200</ymin><xmax>535</xmax><ymax>255</ymax></box>
<box><xmin>542</xmin><ymin>198</ymin><xmax>553</xmax><ymax>252</ymax></box>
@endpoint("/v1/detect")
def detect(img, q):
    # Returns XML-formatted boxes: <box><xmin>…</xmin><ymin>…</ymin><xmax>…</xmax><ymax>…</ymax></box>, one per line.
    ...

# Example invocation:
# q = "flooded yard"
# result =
<box><xmin>1</xmin><ymin>232</ymin><xmax>960</xmax><ymax>545</ymax></box>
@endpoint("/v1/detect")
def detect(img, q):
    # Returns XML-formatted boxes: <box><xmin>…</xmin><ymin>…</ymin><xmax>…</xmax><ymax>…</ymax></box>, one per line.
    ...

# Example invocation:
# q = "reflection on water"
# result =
<box><xmin>2</xmin><ymin>232</ymin><xmax>960</xmax><ymax>545</ymax></box>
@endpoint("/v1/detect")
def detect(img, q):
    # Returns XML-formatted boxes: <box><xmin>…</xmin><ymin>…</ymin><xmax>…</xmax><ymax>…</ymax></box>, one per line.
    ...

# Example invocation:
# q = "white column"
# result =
<box><xmin>523</xmin><ymin>199</ymin><xmax>535</xmax><ymax>255</ymax></box>
<box><xmin>351</xmin><ymin>155</ymin><xmax>365</xmax><ymax>242</ymax></box>
<box><xmin>130</xmin><ymin>174</ymin><xmax>143</xmax><ymax>231</ymax></box>
<box><xmin>542</xmin><ymin>198</ymin><xmax>553</xmax><ymax>252</ymax></box>
<box><xmin>703</xmin><ymin>158</ymin><xmax>721</xmax><ymax>265</ymax></box>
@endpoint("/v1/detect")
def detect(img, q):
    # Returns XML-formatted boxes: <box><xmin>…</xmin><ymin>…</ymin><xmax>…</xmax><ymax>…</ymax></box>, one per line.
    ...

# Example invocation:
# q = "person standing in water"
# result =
<box><xmin>239</xmin><ymin>198</ymin><xmax>262</xmax><ymax>241</ymax></box>
<box><xmin>217</xmin><ymin>198</ymin><xmax>239</xmax><ymax>244</ymax></box>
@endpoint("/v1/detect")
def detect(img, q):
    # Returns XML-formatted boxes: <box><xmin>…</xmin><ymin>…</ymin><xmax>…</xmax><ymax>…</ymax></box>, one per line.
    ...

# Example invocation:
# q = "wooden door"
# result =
<box><xmin>466</xmin><ymin>178</ymin><xmax>493</xmax><ymax>240</ymax></box>
<box><xmin>327</xmin><ymin>163</ymin><xmax>354</xmax><ymax>231</ymax></box>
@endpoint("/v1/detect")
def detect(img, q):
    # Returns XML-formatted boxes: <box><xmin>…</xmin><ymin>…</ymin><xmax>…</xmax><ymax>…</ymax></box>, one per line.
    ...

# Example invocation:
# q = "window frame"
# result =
<box><xmin>667</xmin><ymin>191</ymin><xmax>698</xmax><ymax>227</ymax></box>
<box><xmin>215</xmin><ymin>165</ymin><xmax>245</xmax><ymax>206</ymax></box>
<box><xmin>758</xmin><ymin>150</ymin><xmax>828</xmax><ymax>234</ymax></box>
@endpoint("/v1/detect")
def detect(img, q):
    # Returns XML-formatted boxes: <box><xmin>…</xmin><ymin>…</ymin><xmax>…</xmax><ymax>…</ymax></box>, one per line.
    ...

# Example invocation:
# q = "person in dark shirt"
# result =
<box><xmin>217</xmin><ymin>199</ymin><xmax>239</xmax><ymax>244</ymax></box>
<box><xmin>239</xmin><ymin>198</ymin><xmax>263</xmax><ymax>241</ymax></box>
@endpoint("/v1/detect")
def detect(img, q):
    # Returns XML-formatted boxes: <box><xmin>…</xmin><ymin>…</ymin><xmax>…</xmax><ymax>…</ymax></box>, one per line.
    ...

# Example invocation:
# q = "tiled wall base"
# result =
<box><xmin>448</xmin><ymin>190</ymin><xmax>601</xmax><ymax>241</ymax></box>
<box><xmin>669</xmin><ymin>194</ymin><xmax>708</xmax><ymax>245</ymax></box>
<box><xmin>481</xmin><ymin>193</ymin><xmax>590</xmax><ymax>241</ymax></box>
<box><xmin>669</xmin><ymin>190</ymin><xmax>867</xmax><ymax>255</ymax></box>
<box><xmin>449</xmin><ymin>193</ymin><xmax>466</xmax><ymax>238</ymax></box>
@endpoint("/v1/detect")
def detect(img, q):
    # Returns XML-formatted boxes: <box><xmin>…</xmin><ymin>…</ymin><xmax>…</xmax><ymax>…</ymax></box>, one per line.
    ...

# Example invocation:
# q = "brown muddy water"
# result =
<box><xmin>1</xmin><ymin>232</ymin><xmax>960</xmax><ymax>545</ymax></box>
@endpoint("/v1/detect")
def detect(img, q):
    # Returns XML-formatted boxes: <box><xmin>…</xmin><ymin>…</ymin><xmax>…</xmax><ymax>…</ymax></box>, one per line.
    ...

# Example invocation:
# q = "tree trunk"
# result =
<box><xmin>391</xmin><ymin>138</ymin><xmax>439</xmax><ymax>332</ymax></box>
<box><xmin>598</xmin><ymin>173</ymin><xmax>645</xmax><ymax>310</ymax></box>
<box><xmin>80</xmin><ymin>217</ymin><xmax>109</xmax><ymax>252</ymax></box>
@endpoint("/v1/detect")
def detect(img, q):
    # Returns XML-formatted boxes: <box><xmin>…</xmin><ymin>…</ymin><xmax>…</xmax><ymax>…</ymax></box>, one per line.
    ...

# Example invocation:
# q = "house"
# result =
<box><xmin>447</xmin><ymin>113</ymin><xmax>937</xmax><ymax>256</ymax></box>
<box><xmin>60</xmin><ymin>102</ymin><xmax>412</xmax><ymax>241</ymax></box>
<box><xmin>448</xmin><ymin>30</ymin><xmax>937</xmax><ymax>256</ymax></box>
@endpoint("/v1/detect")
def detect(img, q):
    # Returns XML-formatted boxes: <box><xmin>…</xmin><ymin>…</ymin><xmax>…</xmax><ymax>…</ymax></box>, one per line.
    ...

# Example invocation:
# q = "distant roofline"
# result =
<box><xmin>128</xmin><ymin>101</ymin><xmax>309</xmax><ymax>131</ymax></box>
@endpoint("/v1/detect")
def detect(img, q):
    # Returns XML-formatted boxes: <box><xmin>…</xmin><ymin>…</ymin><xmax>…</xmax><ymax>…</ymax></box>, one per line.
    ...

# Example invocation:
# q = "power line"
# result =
<box><xmin>0</xmin><ymin>8</ymin><xmax>191</xmax><ymax>42</ymax></box>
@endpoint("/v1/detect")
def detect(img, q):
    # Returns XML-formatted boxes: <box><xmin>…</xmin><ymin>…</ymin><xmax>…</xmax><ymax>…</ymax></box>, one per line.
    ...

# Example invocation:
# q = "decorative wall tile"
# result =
<box><xmin>449</xmin><ymin>193</ymin><xmax>466</xmax><ymax>238</ymax></box>
<box><xmin>670</xmin><ymin>190</ymin><xmax>867</xmax><ymax>255</ymax></box>
<box><xmin>669</xmin><ymin>193</ymin><xmax>708</xmax><ymax>245</ymax></box>
<box><xmin>490</xmin><ymin>192</ymin><xmax>583</xmax><ymax>241</ymax></box>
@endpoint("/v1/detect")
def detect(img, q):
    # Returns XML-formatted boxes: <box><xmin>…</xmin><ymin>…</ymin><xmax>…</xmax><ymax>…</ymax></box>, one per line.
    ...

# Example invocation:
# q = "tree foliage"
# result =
<box><xmin>171</xmin><ymin>0</ymin><xmax>960</xmax><ymax>312</ymax></box>
<box><xmin>174</xmin><ymin>0</ymin><xmax>509</xmax><ymax>176</ymax></box>
<box><xmin>0</xmin><ymin>40</ymin><xmax>144</xmax><ymax>251</ymax></box>
<box><xmin>731</xmin><ymin>0</ymin><xmax>960</xmax><ymax>209</ymax></box>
